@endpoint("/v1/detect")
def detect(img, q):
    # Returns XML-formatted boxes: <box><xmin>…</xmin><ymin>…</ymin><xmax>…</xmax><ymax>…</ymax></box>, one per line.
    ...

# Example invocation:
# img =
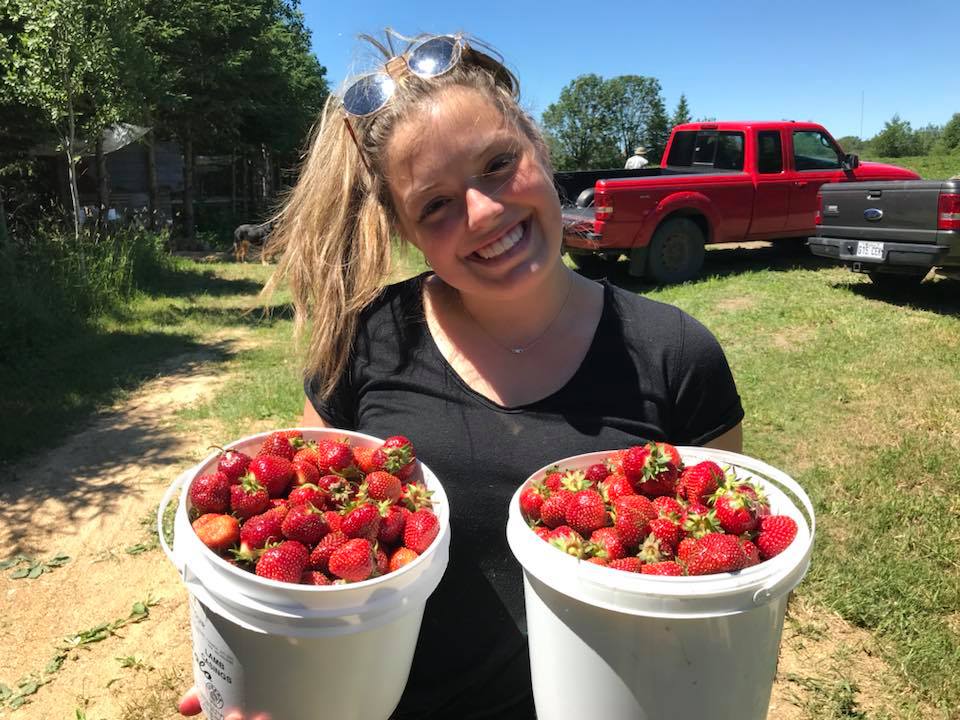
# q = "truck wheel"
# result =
<box><xmin>646</xmin><ymin>218</ymin><xmax>705</xmax><ymax>284</ymax></box>
<box><xmin>575</xmin><ymin>188</ymin><xmax>595</xmax><ymax>208</ymax></box>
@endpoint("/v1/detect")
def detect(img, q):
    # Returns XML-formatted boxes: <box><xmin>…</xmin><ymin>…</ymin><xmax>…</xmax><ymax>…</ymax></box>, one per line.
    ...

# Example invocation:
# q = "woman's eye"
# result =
<box><xmin>485</xmin><ymin>153</ymin><xmax>517</xmax><ymax>175</ymax></box>
<box><xmin>419</xmin><ymin>198</ymin><xmax>448</xmax><ymax>221</ymax></box>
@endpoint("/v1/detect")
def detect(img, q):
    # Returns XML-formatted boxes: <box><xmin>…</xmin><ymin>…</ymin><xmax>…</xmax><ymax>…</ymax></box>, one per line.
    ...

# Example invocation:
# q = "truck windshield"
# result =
<box><xmin>667</xmin><ymin>130</ymin><xmax>744</xmax><ymax>170</ymax></box>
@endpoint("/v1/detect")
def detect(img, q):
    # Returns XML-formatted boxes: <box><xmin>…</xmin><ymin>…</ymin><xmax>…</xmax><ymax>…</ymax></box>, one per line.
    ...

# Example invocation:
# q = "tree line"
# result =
<box><xmin>0</xmin><ymin>0</ymin><xmax>328</xmax><ymax>245</ymax></box>
<box><xmin>837</xmin><ymin>113</ymin><xmax>960</xmax><ymax>158</ymax></box>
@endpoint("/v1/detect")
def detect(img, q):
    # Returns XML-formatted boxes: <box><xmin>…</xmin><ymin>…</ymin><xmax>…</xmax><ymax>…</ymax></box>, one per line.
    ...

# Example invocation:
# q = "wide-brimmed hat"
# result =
<box><xmin>634</xmin><ymin>146</ymin><xmax>647</xmax><ymax>154</ymax></box>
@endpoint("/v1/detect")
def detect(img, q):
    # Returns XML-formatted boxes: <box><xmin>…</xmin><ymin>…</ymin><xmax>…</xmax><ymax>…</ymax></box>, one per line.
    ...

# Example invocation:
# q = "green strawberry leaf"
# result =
<box><xmin>10</xmin><ymin>566</ymin><xmax>31</xmax><ymax>579</ymax></box>
<box><xmin>27</xmin><ymin>565</ymin><xmax>44</xmax><ymax>579</ymax></box>
<box><xmin>0</xmin><ymin>555</ymin><xmax>27</xmax><ymax>570</ymax></box>
<box><xmin>0</xmin><ymin>682</ymin><xmax>11</xmax><ymax>700</ymax></box>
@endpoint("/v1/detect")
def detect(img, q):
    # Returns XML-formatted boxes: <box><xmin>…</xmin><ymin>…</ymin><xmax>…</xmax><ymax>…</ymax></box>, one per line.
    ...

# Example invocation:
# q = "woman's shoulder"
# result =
<box><xmin>600</xmin><ymin>280</ymin><xmax>718</xmax><ymax>350</ymax></box>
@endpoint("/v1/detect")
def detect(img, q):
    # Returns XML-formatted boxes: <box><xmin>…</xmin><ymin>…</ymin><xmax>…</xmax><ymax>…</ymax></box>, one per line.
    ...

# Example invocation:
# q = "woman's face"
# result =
<box><xmin>384</xmin><ymin>86</ymin><xmax>563</xmax><ymax>300</ymax></box>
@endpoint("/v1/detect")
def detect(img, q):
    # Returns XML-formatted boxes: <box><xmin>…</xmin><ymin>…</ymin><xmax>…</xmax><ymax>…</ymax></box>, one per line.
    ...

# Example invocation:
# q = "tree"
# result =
<box><xmin>605</xmin><ymin>75</ymin><xmax>662</xmax><ymax>160</ymax></box>
<box><xmin>870</xmin><ymin>114</ymin><xmax>921</xmax><ymax>157</ymax></box>
<box><xmin>542</xmin><ymin>74</ymin><xmax>617</xmax><ymax>170</ymax></box>
<box><xmin>941</xmin><ymin>113</ymin><xmax>960</xmax><ymax>152</ymax></box>
<box><xmin>671</xmin><ymin>93</ymin><xmax>691</xmax><ymax>127</ymax></box>
<box><xmin>645</xmin><ymin>95</ymin><xmax>670</xmax><ymax>164</ymax></box>
<box><xmin>835</xmin><ymin>136</ymin><xmax>865</xmax><ymax>154</ymax></box>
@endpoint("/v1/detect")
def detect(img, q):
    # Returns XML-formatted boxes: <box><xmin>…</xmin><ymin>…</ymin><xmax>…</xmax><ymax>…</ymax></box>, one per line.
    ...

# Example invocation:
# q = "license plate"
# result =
<box><xmin>856</xmin><ymin>241</ymin><xmax>884</xmax><ymax>259</ymax></box>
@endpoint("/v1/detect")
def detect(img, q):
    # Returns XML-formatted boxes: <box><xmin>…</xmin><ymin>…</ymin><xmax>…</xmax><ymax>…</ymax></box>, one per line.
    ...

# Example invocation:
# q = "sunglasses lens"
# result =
<box><xmin>342</xmin><ymin>73</ymin><xmax>396</xmax><ymax>117</ymax></box>
<box><xmin>408</xmin><ymin>36</ymin><xmax>460</xmax><ymax>78</ymax></box>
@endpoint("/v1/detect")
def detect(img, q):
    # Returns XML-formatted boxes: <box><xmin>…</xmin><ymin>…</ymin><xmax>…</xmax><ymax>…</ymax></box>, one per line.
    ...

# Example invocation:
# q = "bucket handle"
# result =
<box><xmin>157</xmin><ymin>467</ymin><xmax>193</xmax><ymax>576</ymax></box>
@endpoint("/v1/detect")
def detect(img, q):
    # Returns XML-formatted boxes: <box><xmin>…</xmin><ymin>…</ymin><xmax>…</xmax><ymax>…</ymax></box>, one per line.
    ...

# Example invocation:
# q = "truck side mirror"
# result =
<box><xmin>842</xmin><ymin>153</ymin><xmax>860</xmax><ymax>171</ymax></box>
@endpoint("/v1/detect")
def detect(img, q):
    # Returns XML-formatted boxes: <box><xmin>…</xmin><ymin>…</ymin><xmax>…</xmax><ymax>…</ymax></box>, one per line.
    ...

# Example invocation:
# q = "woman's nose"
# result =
<box><xmin>464</xmin><ymin>186</ymin><xmax>505</xmax><ymax>232</ymax></box>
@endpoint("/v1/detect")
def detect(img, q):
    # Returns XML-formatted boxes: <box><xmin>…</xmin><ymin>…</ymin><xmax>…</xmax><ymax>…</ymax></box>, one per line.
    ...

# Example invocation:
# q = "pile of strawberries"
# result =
<box><xmin>188</xmin><ymin>431</ymin><xmax>440</xmax><ymax>585</ymax></box>
<box><xmin>519</xmin><ymin>442</ymin><xmax>798</xmax><ymax>576</ymax></box>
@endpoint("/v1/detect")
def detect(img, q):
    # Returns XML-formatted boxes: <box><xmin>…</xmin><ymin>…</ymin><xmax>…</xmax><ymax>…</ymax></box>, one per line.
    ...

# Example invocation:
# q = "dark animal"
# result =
<box><xmin>233</xmin><ymin>221</ymin><xmax>274</xmax><ymax>263</ymax></box>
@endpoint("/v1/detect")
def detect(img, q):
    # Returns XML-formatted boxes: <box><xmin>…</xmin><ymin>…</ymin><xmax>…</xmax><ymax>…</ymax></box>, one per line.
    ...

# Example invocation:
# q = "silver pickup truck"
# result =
<box><xmin>808</xmin><ymin>178</ymin><xmax>960</xmax><ymax>286</ymax></box>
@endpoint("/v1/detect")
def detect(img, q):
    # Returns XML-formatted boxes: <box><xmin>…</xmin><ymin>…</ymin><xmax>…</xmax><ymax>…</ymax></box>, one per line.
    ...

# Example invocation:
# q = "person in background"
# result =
<box><xmin>179</xmin><ymin>29</ymin><xmax>743</xmax><ymax>720</ymax></box>
<box><xmin>625</xmin><ymin>145</ymin><xmax>649</xmax><ymax>169</ymax></box>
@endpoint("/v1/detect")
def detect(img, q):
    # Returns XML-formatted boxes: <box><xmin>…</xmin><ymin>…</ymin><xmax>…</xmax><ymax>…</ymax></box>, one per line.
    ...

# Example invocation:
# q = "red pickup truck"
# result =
<box><xmin>559</xmin><ymin>121</ymin><xmax>919</xmax><ymax>283</ymax></box>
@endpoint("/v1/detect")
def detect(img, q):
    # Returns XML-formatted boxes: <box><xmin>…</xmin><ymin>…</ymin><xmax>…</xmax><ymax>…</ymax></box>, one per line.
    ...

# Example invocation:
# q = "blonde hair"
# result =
<box><xmin>263</xmin><ymin>32</ymin><xmax>552</xmax><ymax>401</ymax></box>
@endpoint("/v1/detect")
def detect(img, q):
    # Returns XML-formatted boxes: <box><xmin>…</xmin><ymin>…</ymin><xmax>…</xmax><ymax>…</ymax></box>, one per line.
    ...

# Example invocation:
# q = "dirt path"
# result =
<box><xmin>0</xmin><ymin>332</ymin><xmax>942</xmax><ymax>719</ymax></box>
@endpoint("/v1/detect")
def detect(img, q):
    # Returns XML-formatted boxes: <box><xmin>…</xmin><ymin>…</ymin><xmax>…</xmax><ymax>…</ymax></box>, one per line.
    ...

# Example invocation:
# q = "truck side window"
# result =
<box><xmin>715</xmin><ymin>132</ymin><xmax>744</xmax><ymax>170</ymax></box>
<box><xmin>793</xmin><ymin>131</ymin><xmax>842</xmax><ymax>171</ymax></box>
<box><xmin>666</xmin><ymin>131</ymin><xmax>696</xmax><ymax>166</ymax></box>
<box><xmin>757</xmin><ymin>131</ymin><xmax>783</xmax><ymax>174</ymax></box>
<box><xmin>693</xmin><ymin>133</ymin><xmax>718</xmax><ymax>165</ymax></box>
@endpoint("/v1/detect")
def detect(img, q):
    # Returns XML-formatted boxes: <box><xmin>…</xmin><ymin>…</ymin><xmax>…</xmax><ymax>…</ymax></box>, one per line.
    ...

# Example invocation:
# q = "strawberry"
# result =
<box><xmin>229</xmin><ymin>475</ymin><xmax>270</xmax><ymax>520</ymax></box>
<box><xmin>315</xmin><ymin>438</ymin><xmax>355</xmax><ymax>475</ymax></box>
<box><xmin>620</xmin><ymin>445</ymin><xmax>651</xmax><ymax>483</ymax></box>
<box><xmin>192</xmin><ymin>513</ymin><xmax>239</xmax><ymax>553</ymax></box>
<box><xmin>713</xmin><ymin>485</ymin><xmax>762</xmax><ymax>535</ymax></box>
<box><xmin>328</xmin><ymin>538</ymin><xmax>375</xmax><ymax>582</ymax></box>
<box><xmin>341</xmin><ymin>502</ymin><xmax>382</xmax><ymax>541</ymax></box>
<box><xmin>598</xmin><ymin>473</ymin><xmax>634</xmax><ymax>504</ymax></box>
<box><xmin>292</xmin><ymin>441</ymin><xmax>319</xmax><ymax>467</ymax></box>
<box><xmin>741</xmin><ymin>539</ymin><xmax>761</xmax><ymax>566</ymax></box>
<box><xmin>309</xmin><ymin>531</ymin><xmax>349</xmax><ymax>572</ymax></box>
<box><xmin>351</xmin><ymin>446</ymin><xmax>378</xmax><ymax>474</ymax></box>
<box><xmin>642</xmin><ymin>561</ymin><xmax>683</xmax><ymax>576</ymax></box>
<box><xmin>256</xmin><ymin>540</ymin><xmax>309</xmax><ymax>583</ymax></box>
<box><xmin>607</xmin><ymin>557</ymin><xmax>643</xmax><ymax>573</ymax></box>
<box><xmin>375</xmin><ymin>546</ymin><xmax>389</xmax><ymax>576</ymax></box>
<box><xmin>652</xmin><ymin>495</ymin><xmax>684</xmax><ymax>521</ymax></box>
<box><xmin>676</xmin><ymin>536</ymin><xmax>697</xmax><ymax>565</ymax></box>
<box><xmin>189</xmin><ymin>472</ymin><xmax>231</xmax><ymax>514</ymax></box>
<box><xmin>655</xmin><ymin>442</ymin><xmax>682</xmax><ymax>469</ymax></box>
<box><xmin>681</xmin><ymin>504</ymin><xmax>721</xmax><ymax>539</ymax></box>
<box><xmin>363</xmin><ymin>471</ymin><xmax>402</xmax><ymax>502</ymax></box>
<box><xmin>638</xmin><ymin>518</ymin><xmax>681</xmax><ymax>562</ymax></box>
<box><xmin>519</xmin><ymin>484</ymin><xmax>546</xmax><ymax>523</ymax></box>
<box><xmin>612</xmin><ymin>494</ymin><xmax>656</xmax><ymax>549</ymax></box>
<box><xmin>679</xmin><ymin>461</ymin><xmax>724</xmax><ymax>504</ymax></box>
<box><xmin>756</xmin><ymin>515</ymin><xmax>798</xmax><ymax>560</ymax></box>
<box><xmin>238</xmin><ymin>507</ymin><xmax>285</xmax><ymax>553</ymax></box>
<box><xmin>543</xmin><ymin>467</ymin><xmax>565</xmax><ymax>492</ymax></box>
<box><xmin>635</xmin><ymin>443</ymin><xmax>679</xmax><ymax>497</ymax></box>
<box><xmin>559</xmin><ymin>469</ymin><xmax>592</xmax><ymax>492</ymax></box>
<box><xmin>258</xmin><ymin>431</ymin><xmax>298</xmax><ymax>461</ymax></box>
<box><xmin>540</xmin><ymin>489</ymin><xmax>573</xmax><ymax>529</ymax></box>
<box><xmin>292</xmin><ymin>459</ymin><xmax>321</xmax><ymax>488</ymax></box>
<box><xmin>388</xmin><ymin>547</ymin><xmax>419</xmax><ymax>573</ymax></box>
<box><xmin>216</xmin><ymin>449</ymin><xmax>251</xmax><ymax>484</ymax></box>
<box><xmin>247</xmin><ymin>455</ymin><xmax>295</xmax><ymax>498</ymax></box>
<box><xmin>324</xmin><ymin>510</ymin><xmax>343</xmax><ymax>533</ymax></box>
<box><xmin>565</xmin><ymin>489</ymin><xmax>609</xmax><ymax>537</ymax></box>
<box><xmin>403</xmin><ymin>509</ymin><xmax>440</xmax><ymax>553</ymax></box>
<box><xmin>318</xmin><ymin>474</ymin><xmax>353</xmax><ymax>507</ymax></box>
<box><xmin>377</xmin><ymin>504</ymin><xmax>410</xmax><ymax>545</ymax></box>
<box><xmin>584</xmin><ymin>462</ymin><xmax>611</xmax><ymax>484</ymax></box>
<box><xmin>287</xmin><ymin>483</ymin><xmax>327</xmax><ymax>510</ymax></box>
<box><xmin>281</xmin><ymin>503</ymin><xmax>329</xmax><ymax>546</ymax></box>
<box><xmin>685</xmin><ymin>533</ymin><xmax>749</xmax><ymax>576</ymax></box>
<box><xmin>547</xmin><ymin>526</ymin><xmax>586</xmax><ymax>558</ymax></box>
<box><xmin>371</xmin><ymin>435</ymin><xmax>416</xmax><ymax>480</ymax></box>
<box><xmin>300</xmin><ymin>570</ymin><xmax>333</xmax><ymax>585</ymax></box>
<box><xmin>533</xmin><ymin>526</ymin><xmax>552</xmax><ymax>542</ymax></box>
<box><xmin>400</xmin><ymin>482</ymin><xmax>434</xmax><ymax>512</ymax></box>
<box><xmin>587</xmin><ymin>527</ymin><xmax>626</xmax><ymax>561</ymax></box>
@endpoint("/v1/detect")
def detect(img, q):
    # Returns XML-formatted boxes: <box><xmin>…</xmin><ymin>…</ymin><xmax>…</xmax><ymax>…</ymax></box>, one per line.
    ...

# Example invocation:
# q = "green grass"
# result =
<box><xmin>863</xmin><ymin>152</ymin><xmax>960</xmax><ymax>179</ymax></box>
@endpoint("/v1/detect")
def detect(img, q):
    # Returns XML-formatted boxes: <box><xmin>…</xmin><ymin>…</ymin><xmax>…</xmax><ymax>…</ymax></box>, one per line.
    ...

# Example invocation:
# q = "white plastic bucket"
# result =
<box><xmin>506</xmin><ymin>446</ymin><xmax>815</xmax><ymax>720</ymax></box>
<box><xmin>158</xmin><ymin>428</ymin><xmax>450</xmax><ymax>720</ymax></box>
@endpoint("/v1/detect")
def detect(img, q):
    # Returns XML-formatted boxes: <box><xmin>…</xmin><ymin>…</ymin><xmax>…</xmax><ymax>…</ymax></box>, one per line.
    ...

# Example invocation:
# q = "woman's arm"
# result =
<box><xmin>702</xmin><ymin>423</ymin><xmax>742</xmax><ymax>453</ymax></box>
<box><xmin>302</xmin><ymin>397</ymin><xmax>333</xmax><ymax>428</ymax></box>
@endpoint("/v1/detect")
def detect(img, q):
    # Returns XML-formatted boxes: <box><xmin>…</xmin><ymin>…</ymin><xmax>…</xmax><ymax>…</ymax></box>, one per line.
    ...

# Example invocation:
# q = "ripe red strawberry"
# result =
<box><xmin>281</xmin><ymin>503</ymin><xmax>329</xmax><ymax>546</ymax></box>
<box><xmin>229</xmin><ymin>475</ymin><xmax>270</xmax><ymax>520</ymax></box>
<box><xmin>533</xmin><ymin>526</ymin><xmax>552</xmax><ymax>542</ymax></box>
<box><xmin>238</xmin><ymin>508</ymin><xmax>285</xmax><ymax>553</ymax></box>
<box><xmin>605</xmin><ymin>449</ymin><xmax>628</xmax><ymax>475</ymax></box>
<box><xmin>741</xmin><ymin>539</ymin><xmax>761</xmax><ymax>566</ymax></box>
<box><xmin>676</xmin><ymin>536</ymin><xmax>697</xmax><ymax>565</ymax></box>
<box><xmin>364</xmin><ymin>471</ymin><xmax>402</xmax><ymax>502</ymax></box>
<box><xmin>300</xmin><ymin>570</ymin><xmax>333</xmax><ymax>585</ymax></box>
<box><xmin>681</xmin><ymin>504</ymin><xmax>721</xmax><ymax>539</ymax></box>
<box><xmin>547</xmin><ymin>526</ymin><xmax>586</xmax><ymax>558</ymax></box>
<box><xmin>612</xmin><ymin>494</ymin><xmax>656</xmax><ymax>549</ymax></box>
<box><xmin>635</xmin><ymin>443</ymin><xmax>679</xmax><ymax>497</ymax></box>
<box><xmin>620</xmin><ymin>445</ymin><xmax>651</xmax><ymax>483</ymax></box>
<box><xmin>371</xmin><ymin>435</ymin><xmax>416</xmax><ymax>480</ymax></box>
<box><xmin>315</xmin><ymin>439</ymin><xmax>354</xmax><ymax>475</ymax></box>
<box><xmin>292</xmin><ymin>442</ymin><xmax>320</xmax><ymax>469</ymax></box>
<box><xmin>189</xmin><ymin>472</ymin><xmax>231</xmax><ymax>514</ymax></box>
<box><xmin>400</xmin><ymin>481</ymin><xmax>434</xmax><ymax>512</ymax></box>
<box><xmin>565</xmin><ymin>489</ymin><xmax>608</xmax><ymax>537</ymax></box>
<box><xmin>607</xmin><ymin>557</ymin><xmax>643</xmax><ymax>573</ymax></box>
<box><xmin>540</xmin><ymin>489</ymin><xmax>573</xmax><ymax>529</ymax></box>
<box><xmin>713</xmin><ymin>485</ymin><xmax>762</xmax><ymax>535</ymax></box>
<box><xmin>588</xmin><ymin>527</ymin><xmax>626</xmax><ymax>561</ymax></box>
<box><xmin>341</xmin><ymin>502</ymin><xmax>382</xmax><ymax>541</ymax></box>
<box><xmin>584</xmin><ymin>462</ymin><xmax>611</xmax><ymax>484</ymax></box>
<box><xmin>756</xmin><ymin>515</ymin><xmax>798</xmax><ymax>560</ymax></box>
<box><xmin>685</xmin><ymin>533</ymin><xmax>749</xmax><ymax>576</ymax></box>
<box><xmin>328</xmin><ymin>538</ymin><xmax>375</xmax><ymax>582</ymax></box>
<box><xmin>192</xmin><ymin>513</ymin><xmax>239</xmax><ymax>553</ymax></box>
<box><xmin>318</xmin><ymin>474</ymin><xmax>353</xmax><ymax>507</ymax></box>
<box><xmin>680</xmin><ymin>461</ymin><xmax>724</xmax><ymax>504</ymax></box>
<box><xmin>216</xmin><ymin>449</ymin><xmax>251</xmax><ymax>484</ymax></box>
<box><xmin>652</xmin><ymin>495</ymin><xmax>684</xmax><ymax>521</ymax></box>
<box><xmin>247</xmin><ymin>455</ymin><xmax>295</xmax><ymax>498</ymax></box>
<box><xmin>324</xmin><ymin>510</ymin><xmax>343</xmax><ymax>533</ymax></box>
<box><xmin>287</xmin><ymin>483</ymin><xmax>327</xmax><ymax>510</ymax></box>
<box><xmin>256</xmin><ymin>541</ymin><xmax>309</xmax><ymax>583</ymax></box>
<box><xmin>292</xmin><ymin>459</ymin><xmax>321</xmax><ymax>488</ymax></box>
<box><xmin>642</xmin><ymin>561</ymin><xmax>683</xmax><ymax>576</ymax></box>
<box><xmin>309</xmin><ymin>531</ymin><xmax>349</xmax><ymax>572</ymax></box>
<box><xmin>543</xmin><ymin>467</ymin><xmax>565</xmax><ymax>492</ymax></box>
<box><xmin>258</xmin><ymin>431</ymin><xmax>298</xmax><ymax>461</ymax></box>
<box><xmin>377</xmin><ymin>504</ymin><xmax>410</xmax><ymax>545</ymax></box>
<box><xmin>655</xmin><ymin>442</ymin><xmax>682</xmax><ymax>469</ymax></box>
<box><xmin>598</xmin><ymin>473</ymin><xmax>634</xmax><ymax>504</ymax></box>
<box><xmin>639</xmin><ymin>518</ymin><xmax>681</xmax><ymax>563</ymax></box>
<box><xmin>351</xmin><ymin>446</ymin><xmax>378</xmax><ymax>474</ymax></box>
<box><xmin>519</xmin><ymin>484</ymin><xmax>546</xmax><ymax>523</ymax></box>
<box><xmin>389</xmin><ymin>547</ymin><xmax>419</xmax><ymax>573</ymax></box>
<box><xmin>404</xmin><ymin>509</ymin><xmax>440</xmax><ymax>553</ymax></box>
<box><xmin>375</xmin><ymin>546</ymin><xmax>389</xmax><ymax>576</ymax></box>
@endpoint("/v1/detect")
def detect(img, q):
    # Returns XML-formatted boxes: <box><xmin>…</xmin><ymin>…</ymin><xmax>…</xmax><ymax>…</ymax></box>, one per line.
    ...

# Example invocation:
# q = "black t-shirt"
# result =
<box><xmin>306</xmin><ymin>272</ymin><xmax>744</xmax><ymax>719</ymax></box>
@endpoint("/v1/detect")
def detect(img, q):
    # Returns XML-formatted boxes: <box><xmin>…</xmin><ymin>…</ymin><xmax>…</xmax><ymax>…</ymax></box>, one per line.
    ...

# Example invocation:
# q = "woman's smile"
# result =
<box><xmin>471</xmin><ymin>219</ymin><xmax>529</xmax><ymax>262</ymax></box>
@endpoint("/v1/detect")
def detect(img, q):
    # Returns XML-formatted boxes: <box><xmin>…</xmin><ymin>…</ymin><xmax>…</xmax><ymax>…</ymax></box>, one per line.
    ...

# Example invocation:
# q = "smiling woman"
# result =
<box><xmin>180</xmin><ymin>28</ymin><xmax>744</xmax><ymax>720</ymax></box>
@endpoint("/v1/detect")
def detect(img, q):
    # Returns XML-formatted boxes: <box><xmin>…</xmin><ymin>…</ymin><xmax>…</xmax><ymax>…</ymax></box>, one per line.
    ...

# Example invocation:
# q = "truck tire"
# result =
<box><xmin>575</xmin><ymin>188</ymin><xmax>595</xmax><ymax>208</ymax></box>
<box><xmin>646</xmin><ymin>217</ymin><xmax>705</xmax><ymax>284</ymax></box>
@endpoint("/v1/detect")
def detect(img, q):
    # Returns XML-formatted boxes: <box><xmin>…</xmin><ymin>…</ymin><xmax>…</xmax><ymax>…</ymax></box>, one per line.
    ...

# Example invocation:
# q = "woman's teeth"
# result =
<box><xmin>475</xmin><ymin>222</ymin><xmax>524</xmax><ymax>259</ymax></box>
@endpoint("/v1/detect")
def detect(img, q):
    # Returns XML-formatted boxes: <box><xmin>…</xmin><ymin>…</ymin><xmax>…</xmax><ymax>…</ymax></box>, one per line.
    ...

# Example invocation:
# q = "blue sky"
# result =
<box><xmin>301</xmin><ymin>0</ymin><xmax>959</xmax><ymax>141</ymax></box>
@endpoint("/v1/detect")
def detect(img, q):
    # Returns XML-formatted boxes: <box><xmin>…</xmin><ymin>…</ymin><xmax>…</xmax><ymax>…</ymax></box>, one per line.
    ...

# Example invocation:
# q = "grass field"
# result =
<box><xmin>863</xmin><ymin>152</ymin><xmax>960</xmax><ymax>179</ymax></box>
<box><xmin>4</xmin><ymin>243</ymin><xmax>958</xmax><ymax>718</ymax></box>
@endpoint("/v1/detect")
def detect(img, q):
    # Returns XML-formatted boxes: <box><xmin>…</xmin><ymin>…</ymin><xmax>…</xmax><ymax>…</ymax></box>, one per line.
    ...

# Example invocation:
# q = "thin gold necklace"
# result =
<box><xmin>459</xmin><ymin>274</ymin><xmax>574</xmax><ymax>355</ymax></box>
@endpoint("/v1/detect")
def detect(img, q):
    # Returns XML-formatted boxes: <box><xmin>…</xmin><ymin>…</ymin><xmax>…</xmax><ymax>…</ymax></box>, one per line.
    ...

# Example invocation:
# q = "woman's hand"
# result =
<box><xmin>177</xmin><ymin>687</ymin><xmax>272</xmax><ymax>720</ymax></box>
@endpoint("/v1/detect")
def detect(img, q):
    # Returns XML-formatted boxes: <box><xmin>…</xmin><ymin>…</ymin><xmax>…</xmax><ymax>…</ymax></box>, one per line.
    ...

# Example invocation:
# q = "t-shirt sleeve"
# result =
<box><xmin>670</xmin><ymin>312</ymin><xmax>744</xmax><ymax>445</ymax></box>
<box><xmin>303</xmin><ymin>362</ymin><xmax>358</xmax><ymax>430</ymax></box>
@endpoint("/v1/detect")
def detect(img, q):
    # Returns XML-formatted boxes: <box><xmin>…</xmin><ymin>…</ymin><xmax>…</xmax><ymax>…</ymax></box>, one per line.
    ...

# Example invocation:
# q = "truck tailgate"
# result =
<box><xmin>818</xmin><ymin>180</ymin><xmax>946</xmax><ymax>244</ymax></box>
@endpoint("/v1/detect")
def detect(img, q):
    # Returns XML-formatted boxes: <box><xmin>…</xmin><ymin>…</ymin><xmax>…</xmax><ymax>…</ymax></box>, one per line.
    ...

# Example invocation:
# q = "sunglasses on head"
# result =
<box><xmin>341</xmin><ymin>34</ymin><xmax>466</xmax><ymax>118</ymax></box>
